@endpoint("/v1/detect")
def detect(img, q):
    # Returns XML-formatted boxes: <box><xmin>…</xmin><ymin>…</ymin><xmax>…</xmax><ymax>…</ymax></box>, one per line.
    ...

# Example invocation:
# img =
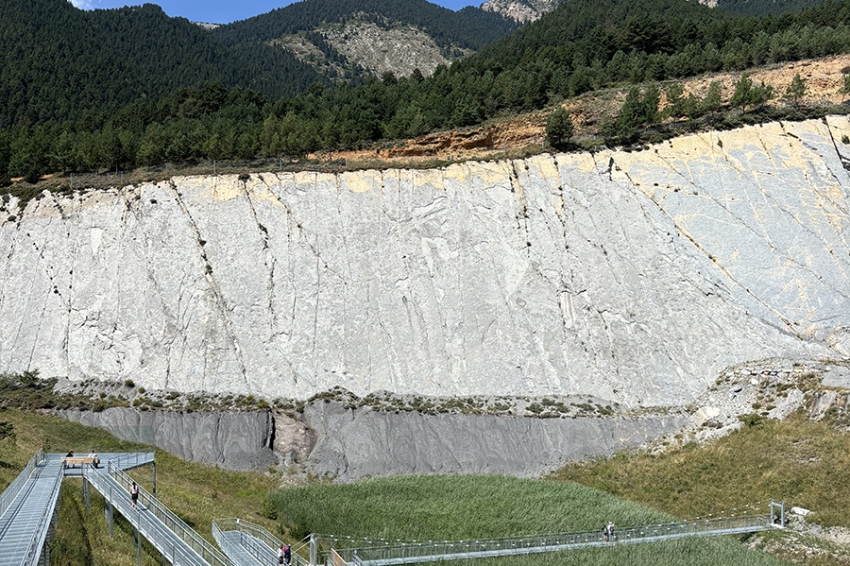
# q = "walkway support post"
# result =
<box><xmin>83</xmin><ymin>474</ymin><xmax>90</xmax><ymax>514</ymax></box>
<box><xmin>152</xmin><ymin>462</ymin><xmax>157</xmax><ymax>498</ymax></box>
<box><xmin>106</xmin><ymin>501</ymin><xmax>113</xmax><ymax>538</ymax></box>
<box><xmin>770</xmin><ymin>501</ymin><xmax>786</xmax><ymax>528</ymax></box>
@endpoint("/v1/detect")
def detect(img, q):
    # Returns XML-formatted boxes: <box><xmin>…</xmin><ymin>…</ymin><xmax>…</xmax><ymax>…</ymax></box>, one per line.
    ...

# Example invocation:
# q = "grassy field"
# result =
<box><xmin>550</xmin><ymin>411</ymin><xmax>850</xmax><ymax>529</ymax></box>
<box><xmin>266</xmin><ymin>474</ymin><xmax>790</xmax><ymax>566</ymax></box>
<box><xmin>3</xmin><ymin>403</ymin><xmax>843</xmax><ymax>566</ymax></box>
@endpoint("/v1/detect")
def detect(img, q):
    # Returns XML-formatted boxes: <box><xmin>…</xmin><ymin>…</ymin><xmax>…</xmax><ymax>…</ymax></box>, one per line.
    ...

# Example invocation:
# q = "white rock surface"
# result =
<box><xmin>1</xmin><ymin>119</ymin><xmax>848</xmax><ymax>406</ymax></box>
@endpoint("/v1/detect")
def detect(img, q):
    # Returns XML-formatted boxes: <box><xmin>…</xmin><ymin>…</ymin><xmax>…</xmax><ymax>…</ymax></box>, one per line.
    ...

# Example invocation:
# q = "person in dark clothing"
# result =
<box><xmin>130</xmin><ymin>481</ymin><xmax>139</xmax><ymax>510</ymax></box>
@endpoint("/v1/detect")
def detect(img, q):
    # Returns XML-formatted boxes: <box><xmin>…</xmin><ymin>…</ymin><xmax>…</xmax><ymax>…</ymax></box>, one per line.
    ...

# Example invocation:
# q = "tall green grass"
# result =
<box><xmin>266</xmin><ymin>475</ymin><xmax>789</xmax><ymax>566</ymax></box>
<box><xmin>268</xmin><ymin>475</ymin><xmax>666</xmax><ymax>541</ymax></box>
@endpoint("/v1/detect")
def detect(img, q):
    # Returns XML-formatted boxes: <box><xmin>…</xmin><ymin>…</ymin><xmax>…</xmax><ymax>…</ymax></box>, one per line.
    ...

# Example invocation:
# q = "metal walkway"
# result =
<box><xmin>0</xmin><ymin>452</ymin><xmax>62</xmax><ymax>566</ymax></box>
<box><xmin>0</xmin><ymin>452</ymin><xmax>156</xmax><ymax>566</ymax></box>
<box><xmin>213</xmin><ymin>518</ymin><xmax>319</xmax><ymax>566</ymax></box>
<box><xmin>82</xmin><ymin>461</ymin><xmax>234</xmax><ymax>566</ymax></box>
<box><xmin>215</xmin><ymin>503</ymin><xmax>785</xmax><ymax>566</ymax></box>
<box><xmin>344</xmin><ymin>512</ymin><xmax>783</xmax><ymax>566</ymax></box>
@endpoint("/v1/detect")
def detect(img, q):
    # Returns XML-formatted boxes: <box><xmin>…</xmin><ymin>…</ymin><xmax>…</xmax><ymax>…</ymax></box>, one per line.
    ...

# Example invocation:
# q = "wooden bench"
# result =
<box><xmin>62</xmin><ymin>456</ymin><xmax>100</xmax><ymax>468</ymax></box>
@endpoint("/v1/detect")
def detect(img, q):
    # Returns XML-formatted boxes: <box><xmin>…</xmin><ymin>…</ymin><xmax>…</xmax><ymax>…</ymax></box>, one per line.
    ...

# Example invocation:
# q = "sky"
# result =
<box><xmin>67</xmin><ymin>0</ymin><xmax>480</xmax><ymax>24</ymax></box>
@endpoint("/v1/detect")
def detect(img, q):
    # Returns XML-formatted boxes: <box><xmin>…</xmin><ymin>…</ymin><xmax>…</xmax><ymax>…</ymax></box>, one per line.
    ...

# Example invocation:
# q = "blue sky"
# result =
<box><xmin>67</xmin><ymin>0</ymin><xmax>480</xmax><ymax>24</ymax></box>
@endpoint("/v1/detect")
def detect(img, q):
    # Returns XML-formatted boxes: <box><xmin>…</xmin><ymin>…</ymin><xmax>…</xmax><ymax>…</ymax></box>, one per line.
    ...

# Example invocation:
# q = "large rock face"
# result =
<box><xmin>1</xmin><ymin>119</ymin><xmax>848</xmax><ymax>406</ymax></box>
<box><xmin>301</xmin><ymin>401</ymin><xmax>688</xmax><ymax>480</ymax></box>
<box><xmin>480</xmin><ymin>0</ymin><xmax>559</xmax><ymax>23</ymax></box>
<box><xmin>55</xmin><ymin>403</ymin><xmax>687</xmax><ymax>478</ymax></box>
<box><xmin>58</xmin><ymin>407</ymin><xmax>277</xmax><ymax>470</ymax></box>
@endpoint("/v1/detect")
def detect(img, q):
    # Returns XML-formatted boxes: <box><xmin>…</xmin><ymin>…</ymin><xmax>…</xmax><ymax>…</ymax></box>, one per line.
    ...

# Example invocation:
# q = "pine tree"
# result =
<box><xmin>545</xmin><ymin>107</ymin><xmax>575</xmax><ymax>150</ymax></box>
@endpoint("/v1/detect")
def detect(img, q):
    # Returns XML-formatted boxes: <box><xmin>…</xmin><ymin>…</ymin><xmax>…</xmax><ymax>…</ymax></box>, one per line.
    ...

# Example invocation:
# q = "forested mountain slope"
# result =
<box><xmin>211</xmin><ymin>0</ymin><xmax>518</xmax><ymax>78</ymax></box>
<box><xmin>483</xmin><ymin>0</ymin><xmax>834</xmax><ymax>22</ymax></box>
<box><xmin>0</xmin><ymin>0</ymin><xmax>323</xmax><ymax>126</ymax></box>
<box><xmin>5</xmin><ymin>0</ymin><xmax>850</xmax><ymax>180</ymax></box>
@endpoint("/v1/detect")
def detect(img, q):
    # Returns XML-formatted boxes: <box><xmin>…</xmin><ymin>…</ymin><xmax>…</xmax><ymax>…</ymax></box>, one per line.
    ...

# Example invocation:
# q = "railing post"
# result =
<box><xmin>152</xmin><ymin>462</ymin><xmax>157</xmax><ymax>497</ymax></box>
<box><xmin>85</xmin><ymin>471</ymin><xmax>90</xmax><ymax>514</ymax></box>
<box><xmin>310</xmin><ymin>533</ymin><xmax>317</xmax><ymax>566</ymax></box>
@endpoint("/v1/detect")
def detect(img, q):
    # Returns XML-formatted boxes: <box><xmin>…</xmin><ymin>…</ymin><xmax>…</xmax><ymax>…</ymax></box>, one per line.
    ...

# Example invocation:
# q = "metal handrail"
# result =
<box><xmin>20</xmin><ymin>462</ymin><xmax>63</xmax><ymax>566</ymax></box>
<box><xmin>105</xmin><ymin>462</ymin><xmax>232</xmax><ymax>566</ymax></box>
<box><xmin>214</xmin><ymin>518</ymin><xmax>310</xmax><ymax>566</ymax></box>
<box><xmin>338</xmin><ymin>514</ymin><xmax>775</xmax><ymax>565</ymax></box>
<box><xmin>83</xmin><ymin>469</ymin><xmax>204</xmax><ymax>566</ymax></box>
<box><xmin>215</xmin><ymin>518</ymin><xmax>282</xmax><ymax>551</ymax></box>
<box><xmin>107</xmin><ymin>452</ymin><xmax>155</xmax><ymax>470</ymax></box>
<box><xmin>82</xmin><ymin>463</ymin><xmax>231</xmax><ymax>566</ymax></box>
<box><xmin>0</xmin><ymin>450</ymin><xmax>42</xmax><ymax>521</ymax></box>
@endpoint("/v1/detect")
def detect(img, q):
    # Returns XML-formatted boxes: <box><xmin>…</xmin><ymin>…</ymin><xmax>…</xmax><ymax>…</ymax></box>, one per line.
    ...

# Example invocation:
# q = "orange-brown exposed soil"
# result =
<box><xmin>312</xmin><ymin>54</ymin><xmax>850</xmax><ymax>168</ymax></box>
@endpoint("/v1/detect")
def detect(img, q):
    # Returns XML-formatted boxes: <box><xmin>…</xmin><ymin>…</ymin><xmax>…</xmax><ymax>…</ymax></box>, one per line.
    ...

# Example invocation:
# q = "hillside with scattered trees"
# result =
<box><xmin>4</xmin><ymin>0</ymin><xmax>850</xmax><ymax>184</ymax></box>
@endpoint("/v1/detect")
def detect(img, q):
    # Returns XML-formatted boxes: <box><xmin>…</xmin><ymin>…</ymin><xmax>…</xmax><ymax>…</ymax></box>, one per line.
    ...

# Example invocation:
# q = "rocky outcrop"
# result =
<box><xmin>58</xmin><ymin>407</ymin><xmax>277</xmax><ymax>470</ymax></box>
<box><xmin>56</xmin><ymin>403</ymin><xmax>686</xmax><ymax>479</ymax></box>
<box><xmin>300</xmin><ymin>401</ymin><xmax>687</xmax><ymax>480</ymax></box>
<box><xmin>480</xmin><ymin>0</ymin><xmax>559</xmax><ymax>23</ymax></box>
<box><xmin>1</xmin><ymin>119</ymin><xmax>848</xmax><ymax>407</ymax></box>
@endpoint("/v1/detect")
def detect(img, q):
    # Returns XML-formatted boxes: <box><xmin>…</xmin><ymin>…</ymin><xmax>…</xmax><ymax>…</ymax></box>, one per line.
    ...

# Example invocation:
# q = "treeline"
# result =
<box><xmin>213</xmin><ymin>0</ymin><xmax>518</xmax><ymax>53</ymax></box>
<box><xmin>4</xmin><ymin>0</ymin><xmax>850</xmax><ymax>181</ymax></box>
<box><xmin>0</xmin><ymin>0</ymin><xmax>327</xmax><ymax>127</ymax></box>
<box><xmin>717</xmin><ymin>0</ymin><xmax>830</xmax><ymax>17</ymax></box>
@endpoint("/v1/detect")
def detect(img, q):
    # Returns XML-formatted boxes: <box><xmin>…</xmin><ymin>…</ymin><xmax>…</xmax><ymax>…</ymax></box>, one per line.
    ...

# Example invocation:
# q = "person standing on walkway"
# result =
<box><xmin>278</xmin><ymin>544</ymin><xmax>285</xmax><ymax>564</ymax></box>
<box><xmin>283</xmin><ymin>544</ymin><xmax>291</xmax><ymax>566</ymax></box>
<box><xmin>130</xmin><ymin>481</ymin><xmax>139</xmax><ymax>510</ymax></box>
<box><xmin>606</xmin><ymin>522</ymin><xmax>615</xmax><ymax>542</ymax></box>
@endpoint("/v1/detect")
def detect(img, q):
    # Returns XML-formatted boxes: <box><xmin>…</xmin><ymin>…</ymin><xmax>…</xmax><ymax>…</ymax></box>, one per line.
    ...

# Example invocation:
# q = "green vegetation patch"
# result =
<box><xmin>267</xmin><ymin>474</ymin><xmax>786</xmax><ymax>565</ymax></box>
<box><xmin>552</xmin><ymin>411</ymin><xmax>850</xmax><ymax>528</ymax></box>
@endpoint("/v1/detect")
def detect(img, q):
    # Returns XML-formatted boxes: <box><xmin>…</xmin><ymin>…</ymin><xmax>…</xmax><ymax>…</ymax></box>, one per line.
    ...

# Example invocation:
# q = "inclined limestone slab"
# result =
<box><xmin>0</xmin><ymin>119</ymin><xmax>846</xmax><ymax>406</ymax></box>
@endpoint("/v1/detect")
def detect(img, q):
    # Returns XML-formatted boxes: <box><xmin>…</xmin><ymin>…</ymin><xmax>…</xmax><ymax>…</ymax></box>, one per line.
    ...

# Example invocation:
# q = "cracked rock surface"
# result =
<box><xmin>0</xmin><ymin>119</ymin><xmax>848</xmax><ymax>407</ymax></box>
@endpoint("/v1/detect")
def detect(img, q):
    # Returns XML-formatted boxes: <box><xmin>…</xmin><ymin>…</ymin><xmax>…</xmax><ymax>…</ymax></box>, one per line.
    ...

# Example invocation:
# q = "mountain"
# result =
<box><xmin>482</xmin><ymin>0</ymin><xmax>835</xmax><ymax>23</ymax></box>
<box><xmin>211</xmin><ymin>0</ymin><xmax>518</xmax><ymax>79</ymax></box>
<box><xmin>0</xmin><ymin>0</ymin><xmax>324</xmax><ymax>126</ymax></box>
<box><xmin>480</xmin><ymin>0</ymin><xmax>560</xmax><ymax>23</ymax></box>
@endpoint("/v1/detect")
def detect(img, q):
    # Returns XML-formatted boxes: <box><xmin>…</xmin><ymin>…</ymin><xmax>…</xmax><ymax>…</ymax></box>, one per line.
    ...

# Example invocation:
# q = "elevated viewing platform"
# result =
<box><xmin>50</xmin><ymin>452</ymin><xmax>155</xmax><ymax>477</ymax></box>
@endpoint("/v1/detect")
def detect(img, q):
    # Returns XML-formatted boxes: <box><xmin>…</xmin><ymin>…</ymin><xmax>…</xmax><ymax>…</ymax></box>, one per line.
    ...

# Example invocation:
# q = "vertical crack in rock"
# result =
<box><xmin>310</xmin><ymin>174</ymin><xmax>324</xmax><ymax>389</ymax></box>
<box><xmin>0</xmin><ymin>216</ymin><xmax>25</xmax><ymax>367</ymax></box>
<box><xmin>509</xmin><ymin>160</ymin><xmax>533</xmax><ymax>259</ymax></box>
<box><xmin>125</xmin><ymin>184</ymin><xmax>184</xmax><ymax>390</ymax></box>
<box><xmin>170</xmin><ymin>180</ymin><xmax>251</xmax><ymax>394</ymax></box>
<box><xmin>247</xmin><ymin>176</ymin><xmax>282</xmax><ymax>345</ymax></box>
<box><xmin>616</xmin><ymin>163</ymin><xmax>802</xmax><ymax>338</ymax></box>
<box><xmin>22</xmin><ymin>212</ymin><xmax>61</xmax><ymax>371</ymax></box>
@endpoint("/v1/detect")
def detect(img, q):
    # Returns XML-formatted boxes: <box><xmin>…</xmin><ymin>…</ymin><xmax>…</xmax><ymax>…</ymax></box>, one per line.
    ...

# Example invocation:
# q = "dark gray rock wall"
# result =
<box><xmin>56</xmin><ymin>404</ymin><xmax>686</xmax><ymax>479</ymax></box>
<box><xmin>301</xmin><ymin>402</ymin><xmax>688</xmax><ymax>480</ymax></box>
<box><xmin>58</xmin><ymin>408</ymin><xmax>277</xmax><ymax>471</ymax></box>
